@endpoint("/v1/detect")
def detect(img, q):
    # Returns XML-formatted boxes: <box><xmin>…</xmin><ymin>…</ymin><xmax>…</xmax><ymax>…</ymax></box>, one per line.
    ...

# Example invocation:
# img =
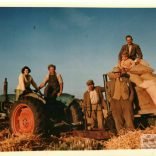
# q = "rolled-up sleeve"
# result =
<box><xmin>57</xmin><ymin>74</ymin><xmax>63</xmax><ymax>84</ymax></box>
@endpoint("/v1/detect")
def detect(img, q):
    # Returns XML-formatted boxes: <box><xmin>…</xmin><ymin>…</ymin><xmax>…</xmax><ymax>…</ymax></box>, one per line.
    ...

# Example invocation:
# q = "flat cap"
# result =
<box><xmin>112</xmin><ymin>67</ymin><xmax>121</xmax><ymax>73</ymax></box>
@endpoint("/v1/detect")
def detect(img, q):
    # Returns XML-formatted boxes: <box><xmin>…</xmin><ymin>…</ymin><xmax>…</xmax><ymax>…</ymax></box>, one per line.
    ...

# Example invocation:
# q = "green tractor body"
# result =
<box><xmin>0</xmin><ymin>78</ymin><xmax>84</xmax><ymax>135</ymax></box>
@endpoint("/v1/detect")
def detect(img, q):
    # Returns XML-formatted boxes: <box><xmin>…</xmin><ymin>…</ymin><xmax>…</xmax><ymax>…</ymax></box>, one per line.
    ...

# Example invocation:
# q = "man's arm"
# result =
<box><xmin>31</xmin><ymin>77</ymin><xmax>39</xmax><ymax>91</ymax></box>
<box><xmin>128</xmin><ymin>59</ymin><xmax>135</xmax><ymax>70</ymax></box>
<box><xmin>39</xmin><ymin>75</ymin><xmax>48</xmax><ymax>89</ymax></box>
<box><xmin>99</xmin><ymin>86</ymin><xmax>105</xmax><ymax>92</ymax></box>
<box><xmin>107</xmin><ymin>72</ymin><xmax>116</xmax><ymax>79</ymax></box>
<box><xmin>18</xmin><ymin>74</ymin><xmax>25</xmax><ymax>91</ymax></box>
<box><xmin>106</xmin><ymin>82</ymin><xmax>112</xmax><ymax>103</ymax></box>
<box><xmin>59</xmin><ymin>82</ymin><xmax>63</xmax><ymax>94</ymax></box>
<box><xmin>129</xmin><ymin>81</ymin><xmax>134</xmax><ymax>103</ymax></box>
<box><xmin>136</xmin><ymin>45</ymin><xmax>143</xmax><ymax>59</ymax></box>
<box><xmin>57</xmin><ymin>74</ymin><xmax>63</xmax><ymax>96</ymax></box>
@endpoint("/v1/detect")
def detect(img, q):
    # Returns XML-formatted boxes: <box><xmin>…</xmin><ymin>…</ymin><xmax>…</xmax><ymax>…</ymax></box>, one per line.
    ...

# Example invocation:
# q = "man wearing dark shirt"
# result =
<box><xmin>118</xmin><ymin>35</ymin><xmax>143</xmax><ymax>64</ymax></box>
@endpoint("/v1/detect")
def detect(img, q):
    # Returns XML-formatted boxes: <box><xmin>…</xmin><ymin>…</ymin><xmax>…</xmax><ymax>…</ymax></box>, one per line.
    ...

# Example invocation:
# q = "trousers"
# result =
<box><xmin>110</xmin><ymin>98</ymin><xmax>134</xmax><ymax>132</ymax></box>
<box><xmin>86</xmin><ymin>104</ymin><xmax>104</xmax><ymax>130</ymax></box>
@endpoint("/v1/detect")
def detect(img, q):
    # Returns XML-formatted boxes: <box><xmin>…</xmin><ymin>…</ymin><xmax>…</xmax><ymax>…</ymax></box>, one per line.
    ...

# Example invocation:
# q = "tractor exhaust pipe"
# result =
<box><xmin>3</xmin><ymin>78</ymin><xmax>8</xmax><ymax>102</ymax></box>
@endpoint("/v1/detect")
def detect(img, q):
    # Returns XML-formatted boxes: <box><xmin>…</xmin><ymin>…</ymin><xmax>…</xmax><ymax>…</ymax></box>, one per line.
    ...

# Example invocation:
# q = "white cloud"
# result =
<box><xmin>64</xmin><ymin>9</ymin><xmax>94</xmax><ymax>28</ymax></box>
<box><xmin>49</xmin><ymin>9</ymin><xmax>94</xmax><ymax>30</ymax></box>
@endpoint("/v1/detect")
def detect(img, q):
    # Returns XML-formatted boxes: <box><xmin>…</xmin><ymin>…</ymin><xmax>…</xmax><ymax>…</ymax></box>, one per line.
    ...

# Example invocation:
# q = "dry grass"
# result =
<box><xmin>48</xmin><ymin>136</ymin><xmax>105</xmax><ymax>150</ymax></box>
<box><xmin>0</xmin><ymin>129</ymin><xmax>105</xmax><ymax>151</ymax></box>
<box><xmin>0</xmin><ymin>126</ymin><xmax>156</xmax><ymax>151</ymax></box>
<box><xmin>104</xmin><ymin>126</ymin><xmax>156</xmax><ymax>149</ymax></box>
<box><xmin>0</xmin><ymin>128</ymin><xmax>60</xmax><ymax>151</ymax></box>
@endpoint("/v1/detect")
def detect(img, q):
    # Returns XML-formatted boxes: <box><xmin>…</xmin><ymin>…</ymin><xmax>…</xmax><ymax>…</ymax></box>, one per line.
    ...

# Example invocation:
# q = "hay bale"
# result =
<box><xmin>129</xmin><ymin>73</ymin><xmax>143</xmax><ymax>86</ymax></box>
<box><xmin>140</xmin><ymin>73</ymin><xmax>156</xmax><ymax>80</ymax></box>
<box><xmin>104</xmin><ymin>126</ymin><xmax>156</xmax><ymax>149</ymax></box>
<box><xmin>130</xmin><ymin>64</ymin><xmax>153</xmax><ymax>75</ymax></box>
<box><xmin>135</xmin><ymin>87</ymin><xmax>156</xmax><ymax>110</ymax></box>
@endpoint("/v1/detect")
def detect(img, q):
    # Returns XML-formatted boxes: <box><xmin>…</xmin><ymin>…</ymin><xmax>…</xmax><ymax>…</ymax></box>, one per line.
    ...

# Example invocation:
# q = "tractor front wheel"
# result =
<box><xmin>10</xmin><ymin>98</ymin><xmax>48</xmax><ymax>135</ymax></box>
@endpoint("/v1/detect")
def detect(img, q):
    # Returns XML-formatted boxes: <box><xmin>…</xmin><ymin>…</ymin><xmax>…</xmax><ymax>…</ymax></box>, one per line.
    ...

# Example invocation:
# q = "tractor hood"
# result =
<box><xmin>0</xmin><ymin>94</ymin><xmax>15</xmax><ymax>103</ymax></box>
<box><xmin>56</xmin><ymin>93</ymin><xmax>75</xmax><ymax>107</ymax></box>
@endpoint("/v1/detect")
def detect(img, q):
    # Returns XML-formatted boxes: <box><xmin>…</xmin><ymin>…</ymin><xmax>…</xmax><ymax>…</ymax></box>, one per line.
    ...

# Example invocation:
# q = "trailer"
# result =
<box><xmin>103</xmin><ymin>73</ymin><xmax>156</xmax><ymax>129</ymax></box>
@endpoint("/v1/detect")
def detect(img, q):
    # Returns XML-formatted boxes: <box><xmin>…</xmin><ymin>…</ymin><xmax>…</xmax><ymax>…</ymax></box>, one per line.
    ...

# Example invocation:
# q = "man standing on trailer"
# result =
<box><xmin>107</xmin><ymin>67</ymin><xmax>135</xmax><ymax>133</ymax></box>
<box><xmin>118</xmin><ymin>35</ymin><xmax>143</xmax><ymax>63</ymax></box>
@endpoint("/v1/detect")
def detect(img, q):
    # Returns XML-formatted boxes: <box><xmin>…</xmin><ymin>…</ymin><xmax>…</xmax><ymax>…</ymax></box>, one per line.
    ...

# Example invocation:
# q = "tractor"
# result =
<box><xmin>0</xmin><ymin>78</ymin><xmax>113</xmax><ymax>139</ymax></box>
<box><xmin>0</xmin><ymin>78</ymin><xmax>84</xmax><ymax>135</ymax></box>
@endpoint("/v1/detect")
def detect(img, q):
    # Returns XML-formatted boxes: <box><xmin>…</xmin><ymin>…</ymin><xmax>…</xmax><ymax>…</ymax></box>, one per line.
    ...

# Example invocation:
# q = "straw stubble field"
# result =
<box><xmin>0</xmin><ymin>120</ymin><xmax>156</xmax><ymax>151</ymax></box>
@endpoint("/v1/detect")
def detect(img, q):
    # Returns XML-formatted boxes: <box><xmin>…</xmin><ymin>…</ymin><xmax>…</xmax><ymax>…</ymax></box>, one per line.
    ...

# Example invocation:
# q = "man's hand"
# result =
<box><xmin>121</xmin><ymin>68</ymin><xmax>127</xmax><ymax>74</ymax></box>
<box><xmin>135</xmin><ymin>58</ymin><xmax>141</xmax><ymax>65</ymax></box>
<box><xmin>125</xmin><ymin>68</ymin><xmax>130</xmax><ymax>72</ymax></box>
<box><xmin>57</xmin><ymin>92</ymin><xmax>62</xmax><ymax>97</ymax></box>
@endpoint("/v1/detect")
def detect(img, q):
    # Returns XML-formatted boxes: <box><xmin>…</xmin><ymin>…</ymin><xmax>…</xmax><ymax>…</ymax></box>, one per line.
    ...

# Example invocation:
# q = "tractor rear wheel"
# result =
<box><xmin>69</xmin><ymin>100</ymin><xmax>83</xmax><ymax>123</ymax></box>
<box><xmin>10</xmin><ymin>98</ymin><xmax>49</xmax><ymax>135</ymax></box>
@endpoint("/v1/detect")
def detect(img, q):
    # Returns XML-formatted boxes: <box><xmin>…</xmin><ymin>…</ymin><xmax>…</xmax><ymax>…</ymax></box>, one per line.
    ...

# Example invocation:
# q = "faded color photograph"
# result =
<box><xmin>0</xmin><ymin>8</ymin><xmax>156</xmax><ymax>151</ymax></box>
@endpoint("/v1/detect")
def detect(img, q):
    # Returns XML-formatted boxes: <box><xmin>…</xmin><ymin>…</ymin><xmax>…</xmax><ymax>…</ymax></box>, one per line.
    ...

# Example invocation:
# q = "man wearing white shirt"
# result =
<box><xmin>83</xmin><ymin>80</ymin><xmax>106</xmax><ymax>130</ymax></box>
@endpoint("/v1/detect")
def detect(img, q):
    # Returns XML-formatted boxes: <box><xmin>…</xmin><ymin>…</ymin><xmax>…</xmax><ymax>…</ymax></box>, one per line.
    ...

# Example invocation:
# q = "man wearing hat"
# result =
<box><xmin>107</xmin><ymin>67</ymin><xmax>134</xmax><ymax>133</ymax></box>
<box><xmin>83</xmin><ymin>80</ymin><xmax>106</xmax><ymax>130</ymax></box>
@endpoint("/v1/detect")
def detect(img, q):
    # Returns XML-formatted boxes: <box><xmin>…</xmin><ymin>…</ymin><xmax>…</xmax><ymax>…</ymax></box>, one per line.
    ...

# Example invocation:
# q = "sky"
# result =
<box><xmin>0</xmin><ymin>8</ymin><xmax>156</xmax><ymax>98</ymax></box>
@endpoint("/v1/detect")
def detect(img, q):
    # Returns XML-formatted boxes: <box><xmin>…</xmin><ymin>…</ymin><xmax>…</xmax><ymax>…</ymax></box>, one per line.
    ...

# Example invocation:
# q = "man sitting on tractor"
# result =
<box><xmin>16</xmin><ymin>66</ymin><xmax>39</xmax><ymax>101</ymax></box>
